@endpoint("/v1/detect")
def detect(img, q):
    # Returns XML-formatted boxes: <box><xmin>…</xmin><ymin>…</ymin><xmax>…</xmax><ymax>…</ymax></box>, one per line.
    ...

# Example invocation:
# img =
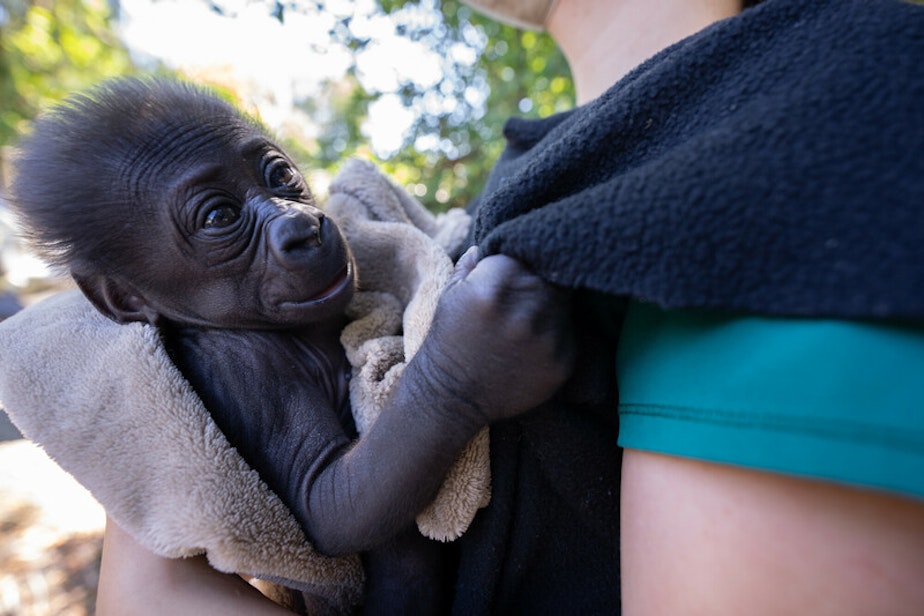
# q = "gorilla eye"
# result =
<box><xmin>203</xmin><ymin>204</ymin><xmax>240</xmax><ymax>229</ymax></box>
<box><xmin>264</xmin><ymin>157</ymin><xmax>303</xmax><ymax>192</ymax></box>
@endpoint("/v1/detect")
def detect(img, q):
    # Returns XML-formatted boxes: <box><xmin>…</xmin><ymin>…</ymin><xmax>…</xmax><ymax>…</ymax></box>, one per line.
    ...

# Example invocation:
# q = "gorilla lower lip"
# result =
<box><xmin>293</xmin><ymin>263</ymin><xmax>353</xmax><ymax>306</ymax></box>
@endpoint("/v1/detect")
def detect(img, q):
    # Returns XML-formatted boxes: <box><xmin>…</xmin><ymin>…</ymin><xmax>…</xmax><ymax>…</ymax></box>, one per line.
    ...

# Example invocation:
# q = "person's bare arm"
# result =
<box><xmin>97</xmin><ymin>518</ymin><xmax>294</xmax><ymax>616</ymax></box>
<box><xmin>621</xmin><ymin>450</ymin><xmax>924</xmax><ymax>615</ymax></box>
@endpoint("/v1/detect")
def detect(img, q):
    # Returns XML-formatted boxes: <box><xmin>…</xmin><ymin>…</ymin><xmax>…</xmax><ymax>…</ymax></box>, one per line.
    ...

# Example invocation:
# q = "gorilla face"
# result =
<box><xmin>8</xmin><ymin>78</ymin><xmax>355</xmax><ymax>330</ymax></box>
<box><xmin>121</xmin><ymin>126</ymin><xmax>356</xmax><ymax>330</ymax></box>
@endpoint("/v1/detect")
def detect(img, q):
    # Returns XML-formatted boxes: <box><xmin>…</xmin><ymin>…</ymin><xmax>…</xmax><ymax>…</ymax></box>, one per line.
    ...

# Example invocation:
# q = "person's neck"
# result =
<box><xmin>546</xmin><ymin>0</ymin><xmax>742</xmax><ymax>105</ymax></box>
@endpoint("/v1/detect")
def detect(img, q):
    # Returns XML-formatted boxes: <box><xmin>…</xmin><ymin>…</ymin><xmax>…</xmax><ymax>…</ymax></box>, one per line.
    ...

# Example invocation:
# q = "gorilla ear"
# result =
<box><xmin>73</xmin><ymin>274</ymin><xmax>160</xmax><ymax>325</ymax></box>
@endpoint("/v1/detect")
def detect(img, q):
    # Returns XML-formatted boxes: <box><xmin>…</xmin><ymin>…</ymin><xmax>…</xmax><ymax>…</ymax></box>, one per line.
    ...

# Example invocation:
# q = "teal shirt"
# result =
<box><xmin>616</xmin><ymin>302</ymin><xmax>924</xmax><ymax>501</ymax></box>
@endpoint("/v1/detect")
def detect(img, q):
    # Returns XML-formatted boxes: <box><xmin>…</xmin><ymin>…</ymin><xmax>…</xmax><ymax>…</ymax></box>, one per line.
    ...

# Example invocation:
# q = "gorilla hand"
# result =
<box><xmin>408</xmin><ymin>246</ymin><xmax>576</xmax><ymax>429</ymax></box>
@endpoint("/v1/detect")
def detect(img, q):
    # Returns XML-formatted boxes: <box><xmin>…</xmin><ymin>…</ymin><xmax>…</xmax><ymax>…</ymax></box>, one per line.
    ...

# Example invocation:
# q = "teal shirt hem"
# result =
<box><xmin>616</xmin><ymin>303</ymin><xmax>924</xmax><ymax>501</ymax></box>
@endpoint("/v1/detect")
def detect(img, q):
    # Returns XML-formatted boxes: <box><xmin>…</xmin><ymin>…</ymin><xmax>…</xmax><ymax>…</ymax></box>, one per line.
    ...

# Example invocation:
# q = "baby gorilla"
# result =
<box><xmin>8</xmin><ymin>79</ymin><xmax>573</xmax><ymax>613</ymax></box>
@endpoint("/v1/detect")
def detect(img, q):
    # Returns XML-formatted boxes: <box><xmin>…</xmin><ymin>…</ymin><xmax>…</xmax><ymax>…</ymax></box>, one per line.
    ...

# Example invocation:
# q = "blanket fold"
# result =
<box><xmin>0</xmin><ymin>159</ymin><xmax>483</xmax><ymax>611</ymax></box>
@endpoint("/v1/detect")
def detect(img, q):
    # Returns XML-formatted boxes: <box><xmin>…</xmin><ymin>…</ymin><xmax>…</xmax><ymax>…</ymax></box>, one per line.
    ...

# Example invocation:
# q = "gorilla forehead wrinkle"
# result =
<box><xmin>119</xmin><ymin>104</ymin><xmax>261</xmax><ymax>206</ymax></box>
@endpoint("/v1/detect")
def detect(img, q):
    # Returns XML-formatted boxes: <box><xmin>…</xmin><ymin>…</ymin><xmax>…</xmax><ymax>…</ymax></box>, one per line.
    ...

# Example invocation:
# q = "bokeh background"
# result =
<box><xmin>0</xmin><ymin>1</ymin><xmax>573</xmax><ymax>613</ymax></box>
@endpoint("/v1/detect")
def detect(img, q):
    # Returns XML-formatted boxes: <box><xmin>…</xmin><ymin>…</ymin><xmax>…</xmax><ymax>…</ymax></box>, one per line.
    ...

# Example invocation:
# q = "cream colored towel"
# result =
<box><xmin>328</xmin><ymin>159</ymin><xmax>489</xmax><ymax>542</ymax></box>
<box><xmin>0</xmin><ymin>159</ymin><xmax>487</xmax><ymax>611</ymax></box>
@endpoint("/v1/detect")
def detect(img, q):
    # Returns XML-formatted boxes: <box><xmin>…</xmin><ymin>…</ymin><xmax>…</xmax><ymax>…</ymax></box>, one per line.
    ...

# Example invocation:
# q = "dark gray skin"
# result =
<box><xmin>9</xmin><ymin>79</ymin><xmax>574</xmax><ymax>613</ymax></box>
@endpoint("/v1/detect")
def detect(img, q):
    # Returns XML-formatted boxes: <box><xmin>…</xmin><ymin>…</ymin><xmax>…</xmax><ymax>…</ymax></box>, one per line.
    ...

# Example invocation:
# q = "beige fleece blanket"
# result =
<box><xmin>0</xmin><ymin>158</ymin><xmax>488</xmax><ymax>612</ymax></box>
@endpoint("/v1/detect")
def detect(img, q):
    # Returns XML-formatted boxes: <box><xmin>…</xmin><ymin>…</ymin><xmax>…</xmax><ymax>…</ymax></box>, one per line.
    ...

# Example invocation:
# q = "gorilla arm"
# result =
<box><xmin>298</xmin><ymin>253</ymin><xmax>573</xmax><ymax>555</ymax></box>
<box><xmin>180</xmin><ymin>252</ymin><xmax>573</xmax><ymax>557</ymax></box>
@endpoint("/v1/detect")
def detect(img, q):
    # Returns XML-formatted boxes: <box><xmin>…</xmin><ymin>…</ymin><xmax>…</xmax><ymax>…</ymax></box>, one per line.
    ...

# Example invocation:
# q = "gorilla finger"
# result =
<box><xmin>462</xmin><ymin>254</ymin><xmax>540</xmax><ymax>290</ymax></box>
<box><xmin>446</xmin><ymin>245</ymin><xmax>480</xmax><ymax>289</ymax></box>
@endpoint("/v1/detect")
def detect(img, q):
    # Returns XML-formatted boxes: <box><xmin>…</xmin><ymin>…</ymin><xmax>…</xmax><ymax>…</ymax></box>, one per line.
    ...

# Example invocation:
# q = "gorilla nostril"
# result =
<box><xmin>294</xmin><ymin>219</ymin><xmax>322</xmax><ymax>248</ymax></box>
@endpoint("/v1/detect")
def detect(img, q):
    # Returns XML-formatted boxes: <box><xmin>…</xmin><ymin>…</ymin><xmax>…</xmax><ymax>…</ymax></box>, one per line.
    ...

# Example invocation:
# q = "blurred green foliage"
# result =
<box><xmin>0</xmin><ymin>0</ymin><xmax>136</xmax><ymax>147</ymax></box>
<box><xmin>243</xmin><ymin>0</ymin><xmax>574</xmax><ymax>211</ymax></box>
<box><xmin>304</xmin><ymin>0</ymin><xmax>574</xmax><ymax>210</ymax></box>
<box><xmin>1</xmin><ymin>0</ymin><xmax>573</xmax><ymax>212</ymax></box>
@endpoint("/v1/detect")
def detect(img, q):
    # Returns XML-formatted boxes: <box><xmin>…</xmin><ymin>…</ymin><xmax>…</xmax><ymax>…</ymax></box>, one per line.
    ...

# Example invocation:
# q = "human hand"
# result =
<box><xmin>97</xmin><ymin>518</ymin><xmax>295</xmax><ymax>615</ymax></box>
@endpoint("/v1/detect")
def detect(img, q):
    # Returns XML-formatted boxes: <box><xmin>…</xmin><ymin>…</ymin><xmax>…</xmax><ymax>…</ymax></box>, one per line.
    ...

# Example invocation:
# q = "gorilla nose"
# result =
<box><xmin>269</xmin><ymin>210</ymin><xmax>324</xmax><ymax>266</ymax></box>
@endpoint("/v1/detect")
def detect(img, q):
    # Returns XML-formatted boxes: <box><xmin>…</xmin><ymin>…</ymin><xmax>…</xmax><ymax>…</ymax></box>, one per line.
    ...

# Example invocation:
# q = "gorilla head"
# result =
<box><xmin>9</xmin><ymin>78</ymin><xmax>355</xmax><ymax>330</ymax></box>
